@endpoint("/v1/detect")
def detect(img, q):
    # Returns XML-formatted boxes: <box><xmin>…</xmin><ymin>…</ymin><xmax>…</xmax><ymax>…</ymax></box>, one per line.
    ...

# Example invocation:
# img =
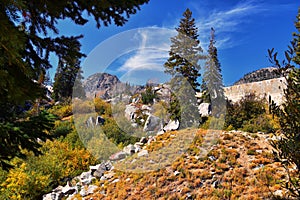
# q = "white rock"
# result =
<box><xmin>198</xmin><ymin>103</ymin><xmax>211</xmax><ymax>117</ymax></box>
<box><xmin>112</xmin><ymin>179</ymin><xmax>120</xmax><ymax>183</ymax></box>
<box><xmin>274</xmin><ymin>190</ymin><xmax>283</xmax><ymax>197</ymax></box>
<box><xmin>156</xmin><ymin>130</ymin><xmax>164</xmax><ymax>135</ymax></box>
<box><xmin>174</xmin><ymin>171</ymin><xmax>180</xmax><ymax>176</ymax></box>
<box><xmin>125</xmin><ymin>104</ymin><xmax>138</xmax><ymax>121</ymax></box>
<box><xmin>163</xmin><ymin>120</ymin><xmax>180</xmax><ymax>132</ymax></box>
<box><xmin>256</xmin><ymin>149</ymin><xmax>263</xmax><ymax>154</ymax></box>
<box><xmin>138</xmin><ymin>149</ymin><xmax>149</xmax><ymax>157</ymax></box>
<box><xmin>123</xmin><ymin>144</ymin><xmax>136</xmax><ymax>155</ymax></box>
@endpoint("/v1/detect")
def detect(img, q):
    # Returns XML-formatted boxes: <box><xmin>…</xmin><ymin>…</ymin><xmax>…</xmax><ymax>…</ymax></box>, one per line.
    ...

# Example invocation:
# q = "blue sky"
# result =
<box><xmin>49</xmin><ymin>0</ymin><xmax>299</xmax><ymax>86</ymax></box>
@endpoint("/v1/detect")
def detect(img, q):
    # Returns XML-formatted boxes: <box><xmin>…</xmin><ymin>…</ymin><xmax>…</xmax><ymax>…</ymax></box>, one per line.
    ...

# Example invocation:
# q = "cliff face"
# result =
<box><xmin>225</xmin><ymin>77</ymin><xmax>286</xmax><ymax>104</ymax></box>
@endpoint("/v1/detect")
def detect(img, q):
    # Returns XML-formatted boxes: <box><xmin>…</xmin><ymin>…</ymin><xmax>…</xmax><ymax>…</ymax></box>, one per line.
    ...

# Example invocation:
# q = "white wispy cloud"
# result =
<box><xmin>195</xmin><ymin>1</ymin><xmax>265</xmax><ymax>49</ymax></box>
<box><xmin>118</xmin><ymin>27</ymin><xmax>176</xmax><ymax>72</ymax></box>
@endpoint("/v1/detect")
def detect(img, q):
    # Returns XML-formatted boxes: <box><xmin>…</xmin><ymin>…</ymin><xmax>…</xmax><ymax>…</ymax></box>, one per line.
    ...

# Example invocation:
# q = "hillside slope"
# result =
<box><xmin>74</xmin><ymin>130</ymin><xmax>286</xmax><ymax>200</ymax></box>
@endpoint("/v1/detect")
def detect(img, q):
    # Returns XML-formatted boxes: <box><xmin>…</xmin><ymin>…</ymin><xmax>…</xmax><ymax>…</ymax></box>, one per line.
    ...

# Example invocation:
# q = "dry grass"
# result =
<box><xmin>80</xmin><ymin>130</ymin><xmax>288</xmax><ymax>200</ymax></box>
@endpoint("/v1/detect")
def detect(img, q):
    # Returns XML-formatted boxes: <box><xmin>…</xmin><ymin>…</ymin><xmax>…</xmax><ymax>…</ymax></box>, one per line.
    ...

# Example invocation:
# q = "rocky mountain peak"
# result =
<box><xmin>233</xmin><ymin>67</ymin><xmax>282</xmax><ymax>85</ymax></box>
<box><xmin>83</xmin><ymin>73</ymin><xmax>121</xmax><ymax>99</ymax></box>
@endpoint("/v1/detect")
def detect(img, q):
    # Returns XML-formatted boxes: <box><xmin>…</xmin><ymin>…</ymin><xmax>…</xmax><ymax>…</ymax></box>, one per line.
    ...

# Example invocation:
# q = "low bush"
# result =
<box><xmin>225</xmin><ymin>93</ymin><xmax>278</xmax><ymax>133</ymax></box>
<box><xmin>48</xmin><ymin>103</ymin><xmax>72</xmax><ymax>119</ymax></box>
<box><xmin>0</xmin><ymin>140</ymin><xmax>96</xmax><ymax>200</ymax></box>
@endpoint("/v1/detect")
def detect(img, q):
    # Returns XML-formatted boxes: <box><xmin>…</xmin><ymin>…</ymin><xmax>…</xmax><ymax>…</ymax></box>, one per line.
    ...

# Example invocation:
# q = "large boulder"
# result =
<box><xmin>125</xmin><ymin>104</ymin><xmax>138</xmax><ymax>121</ymax></box>
<box><xmin>123</xmin><ymin>144</ymin><xmax>136</xmax><ymax>155</ymax></box>
<box><xmin>198</xmin><ymin>103</ymin><xmax>211</xmax><ymax>117</ymax></box>
<box><xmin>90</xmin><ymin>161</ymin><xmax>112</xmax><ymax>178</ymax></box>
<box><xmin>143</xmin><ymin>114</ymin><xmax>162</xmax><ymax>132</ymax></box>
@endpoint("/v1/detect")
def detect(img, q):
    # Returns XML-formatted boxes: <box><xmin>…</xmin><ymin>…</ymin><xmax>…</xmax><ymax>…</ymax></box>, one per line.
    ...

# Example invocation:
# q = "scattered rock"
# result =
<box><xmin>256</xmin><ymin>149</ymin><xmax>263</xmax><ymax>154</ymax></box>
<box><xmin>174</xmin><ymin>171</ymin><xmax>180</xmax><ymax>176</ymax></box>
<box><xmin>208</xmin><ymin>156</ymin><xmax>217</xmax><ymax>161</ymax></box>
<box><xmin>86</xmin><ymin>116</ymin><xmax>95</xmax><ymax>128</ymax></box>
<box><xmin>96</xmin><ymin>116</ymin><xmax>105</xmax><ymax>126</ymax></box>
<box><xmin>123</xmin><ymin>144</ymin><xmax>136</xmax><ymax>155</ymax></box>
<box><xmin>163</xmin><ymin>120</ymin><xmax>180</xmax><ymax>132</ymax></box>
<box><xmin>90</xmin><ymin>162</ymin><xmax>112</xmax><ymax>178</ymax></box>
<box><xmin>139</xmin><ymin>137</ymin><xmax>148</xmax><ymax>144</ymax></box>
<box><xmin>112</xmin><ymin>179</ymin><xmax>120</xmax><ymax>183</ymax></box>
<box><xmin>141</xmin><ymin>105</ymin><xmax>152</xmax><ymax>114</ymax></box>
<box><xmin>138</xmin><ymin>149</ymin><xmax>149</xmax><ymax>157</ymax></box>
<box><xmin>274</xmin><ymin>190</ymin><xmax>283</xmax><ymax>197</ymax></box>
<box><xmin>62</xmin><ymin>184</ymin><xmax>76</xmax><ymax>195</ymax></box>
<box><xmin>147</xmin><ymin>136</ymin><xmax>156</xmax><ymax>145</ymax></box>
<box><xmin>109</xmin><ymin>151</ymin><xmax>127</xmax><ymax>161</ymax></box>
<box><xmin>157</xmin><ymin>130</ymin><xmax>164</xmax><ymax>135</ymax></box>
<box><xmin>134</xmin><ymin>143</ymin><xmax>142</xmax><ymax>152</ymax></box>
<box><xmin>131</xmin><ymin>123</ymin><xmax>138</xmax><ymax>128</ymax></box>
<box><xmin>212</xmin><ymin>180</ymin><xmax>219</xmax><ymax>188</ymax></box>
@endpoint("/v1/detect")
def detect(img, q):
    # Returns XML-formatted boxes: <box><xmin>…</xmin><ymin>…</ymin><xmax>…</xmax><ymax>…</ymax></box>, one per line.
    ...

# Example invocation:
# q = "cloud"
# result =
<box><xmin>118</xmin><ymin>28</ymin><xmax>176</xmax><ymax>72</ymax></box>
<box><xmin>195</xmin><ymin>1</ymin><xmax>265</xmax><ymax>49</ymax></box>
<box><xmin>118</xmin><ymin>48</ymin><xmax>168</xmax><ymax>72</ymax></box>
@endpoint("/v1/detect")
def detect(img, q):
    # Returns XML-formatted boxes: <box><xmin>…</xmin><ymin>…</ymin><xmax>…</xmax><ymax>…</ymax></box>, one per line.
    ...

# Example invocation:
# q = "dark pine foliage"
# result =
<box><xmin>202</xmin><ymin>28</ymin><xmax>225</xmax><ymax>118</ymax></box>
<box><xmin>0</xmin><ymin>0</ymin><xmax>149</xmax><ymax>168</ymax></box>
<box><xmin>164</xmin><ymin>8</ymin><xmax>204</xmax><ymax>127</ymax></box>
<box><xmin>268</xmin><ymin>8</ymin><xmax>300</xmax><ymax>199</ymax></box>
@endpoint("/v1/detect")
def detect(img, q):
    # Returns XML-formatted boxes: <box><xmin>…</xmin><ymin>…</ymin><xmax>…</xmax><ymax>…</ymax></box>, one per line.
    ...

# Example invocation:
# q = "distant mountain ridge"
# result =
<box><xmin>83</xmin><ymin>73</ymin><xmax>121</xmax><ymax>99</ymax></box>
<box><xmin>83</xmin><ymin>73</ymin><xmax>144</xmax><ymax>99</ymax></box>
<box><xmin>233</xmin><ymin>67</ymin><xmax>282</xmax><ymax>85</ymax></box>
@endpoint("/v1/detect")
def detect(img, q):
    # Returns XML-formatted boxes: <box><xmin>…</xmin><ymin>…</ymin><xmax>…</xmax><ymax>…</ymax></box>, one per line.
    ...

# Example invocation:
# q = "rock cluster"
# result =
<box><xmin>43</xmin><ymin>161</ymin><xmax>112</xmax><ymax>200</ymax></box>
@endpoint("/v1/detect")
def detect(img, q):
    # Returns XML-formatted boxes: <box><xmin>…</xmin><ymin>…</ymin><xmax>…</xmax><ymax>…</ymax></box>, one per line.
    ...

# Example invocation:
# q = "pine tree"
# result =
<box><xmin>203</xmin><ymin>28</ymin><xmax>225</xmax><ymax>118</ymax></box>
<box><xmin>164</xmin><ymin>8</ymin><xmax>204</xmax><ymax>92</ymax></box>
<box><xmin>0</xmin><ymin>0</ymin><xmax>149</xmax><ymax>168</ymax></box>
<box><xmin>52</xmin><ymin>56</ymin><xmax>84</xmax><ymax>101</ymax></box>
<box><xmin>164</xmin><ymin>8</ymin><xmax>204</xmax><ymax>128</ymax></box>
<box><xmin>72</xmin><ymin>68</ymin><xmax>86</xmax><ymax>99</ymax></box>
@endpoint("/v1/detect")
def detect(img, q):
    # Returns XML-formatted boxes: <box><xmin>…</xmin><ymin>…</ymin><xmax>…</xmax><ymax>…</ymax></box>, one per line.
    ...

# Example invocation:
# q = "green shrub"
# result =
<box><xmin>225</xmin><ymin>93</ymin><xmax>278</xmax><ymax>132</ymax></box>
<box><xmin>51</xmin><ymin>120</ymin><xmax>73</xmax><ymax>137</ymax></box>
<box><xmin>141</xmin><ymin>85</ymin><xmax>157</xmax><ymax>105</ymax></box>
<box><xmin>201</xmin><ymin>116</ymin><xmax>225</xmax><ymax>130</ymax></box>
<box><xmin>0</xmin><ymin>140</ymin><xmax>96</xmax><ymax>200</ymax></box>
<box><xmin>242</xmin><ymin>115</ymin><xmax>277</xmax><ymax>133</ymax></box>
<box><xmin>48</xmin><ymin>103</ymin><xmax>72</xmax><ymax>119</ymax></box>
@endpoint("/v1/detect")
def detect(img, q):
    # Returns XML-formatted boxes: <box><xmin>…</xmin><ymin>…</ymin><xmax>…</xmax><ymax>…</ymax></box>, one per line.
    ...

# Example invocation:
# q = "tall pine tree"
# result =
<box><xmin>0</xmin><ymin>0</ymin><xmax>149</xmax><ymax>168</ymax></box>
<box><xmin>164</xmin><ymin>8</ymin><xmax>204</xmax><ymax>128</ymax></box>
<box><xmin>164</xmin><ymin>8</ymin><xmax>204</xmax><ymax>92</ymax></box>
<box><xmin>203</xmin><ymin>28</ymin><xmax>225</xmax><ymax>118</ymax></box>
<box><xmin>52</xmin><ymin>56</ymin><xmax>85</xmax><ymax>101</ymax></box>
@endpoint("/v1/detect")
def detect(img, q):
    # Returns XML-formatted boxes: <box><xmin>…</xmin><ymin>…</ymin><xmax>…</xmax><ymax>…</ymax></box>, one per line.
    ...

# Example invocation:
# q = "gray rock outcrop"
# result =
<box><xmin>143</xmin><ymin>114</ymin><xmax>162</xmax><ymax>132</ymax></box>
